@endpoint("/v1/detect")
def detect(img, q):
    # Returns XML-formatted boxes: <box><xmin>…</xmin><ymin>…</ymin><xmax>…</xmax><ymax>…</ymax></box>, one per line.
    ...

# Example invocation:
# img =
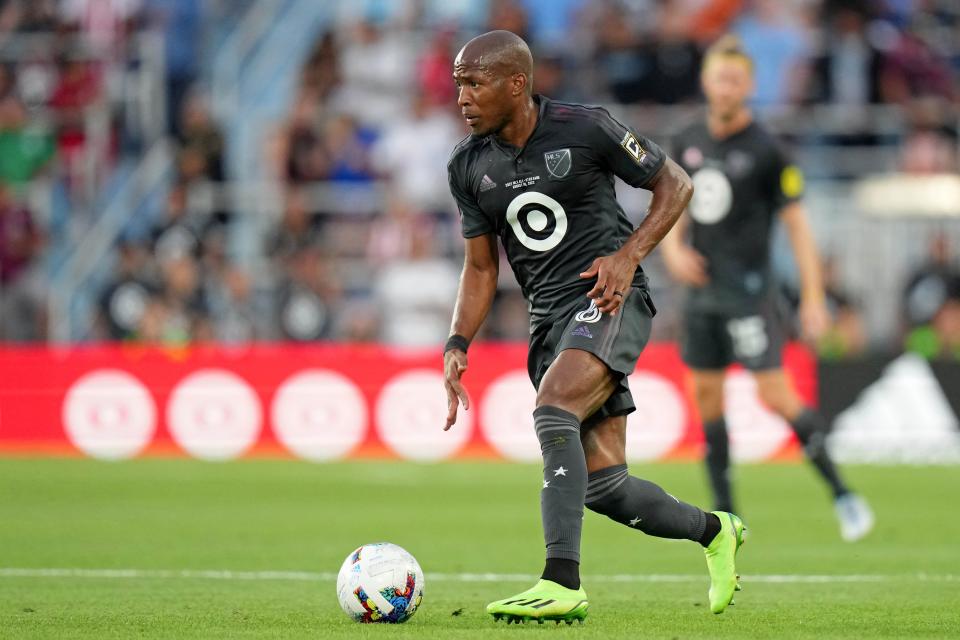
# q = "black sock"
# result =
<box><xmin>541</xmin><ymin>557</ymin><xmax>580</xmax><ymax>590</ymax></box>
<box><xmin>584</xmin><ymin>464</ymin><xmax>707</xmax><ymax>542</ymax></box>
<box><xmin>703</xmin><ymin>417</ymin><xmax>734</xmax><ymax>512</ymax></box>
<box><xmin>534</xmin><ymin>406</ymin><xmax>587</xmax><ymax>563</ymax></box>
<box><xmin>698</xmin><ymin>512</ymin><xmax>723</xmax><ymax>547</ymax></box>
<box><xmin>791</xmin><ymin>408</ymin><xmax>849</xmax><ymax>498</ymax></box>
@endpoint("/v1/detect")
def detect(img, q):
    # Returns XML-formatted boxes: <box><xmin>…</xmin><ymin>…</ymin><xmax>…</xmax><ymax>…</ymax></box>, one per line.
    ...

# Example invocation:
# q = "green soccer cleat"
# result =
<box><xmin>704</xmin><ymin>511</ymin><xmax>747</xmax><ymax>614</ymax></box>
<box><xmin>486</xmin><ymin>579</ymin><xmax>588</xmax><ymax>625</ymax></box>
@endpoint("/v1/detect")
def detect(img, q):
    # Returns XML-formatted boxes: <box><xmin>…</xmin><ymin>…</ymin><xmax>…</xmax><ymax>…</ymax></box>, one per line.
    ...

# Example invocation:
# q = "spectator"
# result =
<box><xmin>153</xmin><ymin>254</ymin><xmax>211</xmax><ymax>343</ymax></box>
<box><xmin>899</xmin><ymin>124</ymin><xmax>959</xmax><ymax>174</ymax></box>
<box><xmin>178</xmin><ymin>91</ymin><xmax>225</xmax><ymax>182</ymax></box>
<box><xmin>487</xmin><ymin>0</ymin><xmax>531</xmax><ymax>43</ymax></box>
<box><xmin>275</xmin><ymin>245</ymin><xmax>340</xmax><ymax>342</ymax></box>
<box><xmin>641</xmin><ymin>0</ymin><xmax>703</xmax><ymax>104</ymax></box>
<box><xmin>151</xmin><ymin>181</ymin><xmax>202</xmax><ymax>264</ymax></box>
<box><xmin>592</xmin><ymin>3</ymin><xmax>647</xmax><ymax>103</ymax></box>
<box><xmin>0</xmin><ymin>180</ymin><xmax>44</xmax><ymax>340</ymax></box>
<box><xmin>300</xmin><ymin>31</ymin><xmax>341</xmax><ymax>101</ymax></box>
<box><xmin>688</xmin><ymin>0</ymin><xmax>745</xmax><ymax>45</ymax></box>
<box><xmin>330</xmin><ymin>18</ymin><xmax>417</xmax><ymax>127</ymax></box>
<box><xmin>96</xmin><ymin>240</ymin><xmax>154</xmax><ymax>340</ymax></box>
<box><xmin>59</xmin><ymin>0</ymin><xmax>142</xmax><ymax>56</ymax></box>
<box><xmin>902</xmin><ymin>231</ymin><xmax>960</xmax><ymax>360</ymax></box>
<box><xmin>322</xmin><ymin>113</ymin><xmax>376</xmax><ymax>184</ymax></box>
<box><xmin>816</xmin><ymin>256</ymin><xmax>868</xmax><ymax>360</ymax></box>
<box><xmin>48</xmin><ymin>56</ymin><xmax>102</xmax><ymax>187</ymax></box>
<box><xmin>145</xmin><ymin>0</ymin><xmax>202</xmax><ymax>136</ymax></box>
<box><xmin>0</xmin><ymin>94</ymin><xmax>55</xmax><ymax>188</ymax></box>
<box><xmin>733</xmin><ymin>0</ymin><xmax>812</xmax><ymax>105</ymax></box>
<box><xmin>275</xmin><ymin>91</ymin><xmax>328</xmax><ymax>183</ymax></box>
<box><xmin>373</xmin><ymin>220</ymin><xmax>458</xmax><ymax>347</ymax></box>
<box><xmin>269</xmin><ymin>187</ymin><xmax>323</xmax><ymax>266</ymax></box>
<box><xmin>417</xmin><ymin>28</ymin><xmax>457</xmax><ymax>107</ymax></box>
<box><xmin>370</xmin><ymin>94</ymin><xmax>461</xmax><ymax>213</ymax></box>
<box><xmin>806</xmin><ymin>2</ymin><xmax>885</xmax><ymax>106</ymax></box>
<box><xmin>879</xmin><ymin>16</ymin><xmax>956</xmax><ymax>104</ymax></box>
<box><xmin>903</xmin><ymin>232</ymin><xmax>960</xmax><ymax>329</ymax></box>
<box><xmin>17</xmin><ymin>0</ymin><xmax>58</xmax><ymax>32</ymax></box>
<box><xmin>521</xmin><ymin>0</ymin><xmax>586</xmax><ymax>48</ymax></box>
<box><xmin>206</xmin><ymin>267</ymin><xmax>261</xmax><ymax>343</ymax></box>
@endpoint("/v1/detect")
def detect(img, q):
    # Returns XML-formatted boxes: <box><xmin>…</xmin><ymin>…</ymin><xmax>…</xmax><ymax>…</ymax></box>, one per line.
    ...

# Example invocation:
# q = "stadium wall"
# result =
<box><xmin>0</xmin><ymin>344</ymin><xmax>815</xmax><ymax>462</ymax></box>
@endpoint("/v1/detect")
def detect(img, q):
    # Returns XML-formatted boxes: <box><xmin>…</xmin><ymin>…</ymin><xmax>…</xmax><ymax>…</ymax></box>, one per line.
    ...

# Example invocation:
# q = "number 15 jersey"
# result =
<box><xmin>447</xmin><ymin>95</ymin><xmax>666</xmax><ymax>331</ymax></box>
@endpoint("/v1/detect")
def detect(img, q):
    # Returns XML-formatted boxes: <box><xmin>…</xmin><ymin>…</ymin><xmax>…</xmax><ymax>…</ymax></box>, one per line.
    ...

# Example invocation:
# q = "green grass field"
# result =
<box><xmin>1</xmin><ymin>459</ymin><xmax>958</xmax><ymax>639</ymax></box>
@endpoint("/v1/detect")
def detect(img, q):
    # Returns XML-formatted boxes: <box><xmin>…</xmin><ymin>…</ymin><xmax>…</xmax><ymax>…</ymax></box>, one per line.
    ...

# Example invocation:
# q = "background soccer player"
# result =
<box><xmin>662</xmin><ymin>36</ymin><xmax>874</xmax><ymax>542</ymax></box>
<box><xmin>442</xmin><ymin>30</ymin><xmax>745</xmax><ymax>624</ymax></box>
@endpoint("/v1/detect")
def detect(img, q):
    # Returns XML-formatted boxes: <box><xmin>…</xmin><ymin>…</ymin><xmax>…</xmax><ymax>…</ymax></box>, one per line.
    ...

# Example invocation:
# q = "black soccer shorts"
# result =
<box><xmin>680</xmin><ymin>296</ymin><xmax>786</xmax><ymax>371</ymax></box>
<box><xmin>527</xmin><ymin>286</ymin><xmax>655</xmax><ymax>428</ymax></box>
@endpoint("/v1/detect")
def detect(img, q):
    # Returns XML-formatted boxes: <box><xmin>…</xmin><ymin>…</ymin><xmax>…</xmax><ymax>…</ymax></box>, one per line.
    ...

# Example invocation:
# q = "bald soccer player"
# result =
<box><xmin>441</xmin><ymin>30</ymin><xmax>745</xmax><ymax>624</ymax></box>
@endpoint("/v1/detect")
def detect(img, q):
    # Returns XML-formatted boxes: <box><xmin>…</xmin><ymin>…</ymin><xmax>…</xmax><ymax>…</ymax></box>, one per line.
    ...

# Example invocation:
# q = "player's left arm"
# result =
<box><xmin>781</xmin><ymin>201</ymin><xmax>830</xmax><ymax>341</ymax></box>
<box><xmin>772</xmin><ymin>148</ymin><xmax>830</xmax><ymax>342</ymax></box>
<box><xmin>580</xmin><ymin>109</ymin><xmax>693</xmax><ymax>314</ymax></box>
<box><xmin>581</xmin><ymin>157</ymin><xmax>693</xmax><ymax>314</ymax></box>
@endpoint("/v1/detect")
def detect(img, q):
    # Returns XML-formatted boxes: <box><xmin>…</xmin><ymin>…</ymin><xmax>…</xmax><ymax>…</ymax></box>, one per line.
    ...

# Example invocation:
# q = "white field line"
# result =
<box><xmin>0</xmin><ymin>568</ymin><xmax>956</xmax><ymax>584</ymax></box>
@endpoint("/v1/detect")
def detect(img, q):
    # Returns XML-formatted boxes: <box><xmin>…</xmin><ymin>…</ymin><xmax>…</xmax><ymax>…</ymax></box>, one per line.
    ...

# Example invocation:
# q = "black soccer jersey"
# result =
<box><xmin>447</xmin><ymin>96</ymin><xmax>666</xmax><ymax>330</ymax></box>
<box><xmin>672</xmin><ymin>119</ymin><xmax>803</xmax><ymax>313</ymax></box>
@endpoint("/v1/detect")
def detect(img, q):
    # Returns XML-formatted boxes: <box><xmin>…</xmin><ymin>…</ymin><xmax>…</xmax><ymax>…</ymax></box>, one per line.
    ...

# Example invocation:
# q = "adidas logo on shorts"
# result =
<box><xmin>571</xmin><ymin>325</ymin><xmax>593</xmax><ymax>339</ymax></box>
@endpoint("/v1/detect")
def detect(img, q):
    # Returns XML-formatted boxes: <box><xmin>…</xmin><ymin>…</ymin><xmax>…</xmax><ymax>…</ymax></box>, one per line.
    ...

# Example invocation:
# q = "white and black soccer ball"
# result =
<box><xmin>336</xmin><ymin>542</ymin><xmax>424</xmax><ymax>623</ymax></box>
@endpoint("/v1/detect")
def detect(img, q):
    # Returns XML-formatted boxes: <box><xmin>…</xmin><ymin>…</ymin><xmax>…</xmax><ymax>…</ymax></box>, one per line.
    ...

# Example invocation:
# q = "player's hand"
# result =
<box><xmin>443</xmin><ymin>349</ymin><xmax>470</xmax><ymax>431</ymax></box>
<box><xmin>663</xmin><ymin>245</ymin><xmax>709</xmax><ymax>287</ymax></box>
<box><xmin>799</xmin><ymin>297</ymin><xmax>830</xmax><ymax>343</ymax></box>
<box><xmin>580</xmin><ymin>249</ymin><xmax>638</xmax><ymax>315</ymax></box>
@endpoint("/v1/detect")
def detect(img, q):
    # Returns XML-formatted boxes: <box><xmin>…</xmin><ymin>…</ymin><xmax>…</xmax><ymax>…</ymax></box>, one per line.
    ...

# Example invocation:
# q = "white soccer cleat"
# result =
<box><xmin>834</xmin><ymin>493</ymin><xmax>874</xmax><ymax>542</ymax></box>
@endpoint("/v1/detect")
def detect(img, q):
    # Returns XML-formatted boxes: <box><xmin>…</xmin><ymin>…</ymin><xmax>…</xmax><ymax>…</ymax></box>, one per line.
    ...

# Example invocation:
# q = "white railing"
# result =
<box><xmin>48</xmin><ymin>139</ymin><xmax>173</xmax><ymax>343</ymax></box>
<box><xmin>211</xmin><ymin>0</ymin><xmax>284</xmax><ymax>125</ymax></box>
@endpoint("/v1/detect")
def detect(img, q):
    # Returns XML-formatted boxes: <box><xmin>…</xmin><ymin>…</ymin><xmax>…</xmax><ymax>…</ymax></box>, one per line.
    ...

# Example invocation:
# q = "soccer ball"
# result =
<box><xmin>336</xmin><ymin>542</ymin><xmax>425</xmax><ymax>623</ymax></box>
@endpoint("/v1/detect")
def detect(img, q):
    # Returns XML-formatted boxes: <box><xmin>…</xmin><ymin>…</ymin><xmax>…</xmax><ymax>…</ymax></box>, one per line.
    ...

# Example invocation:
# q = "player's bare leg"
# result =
<box><xmin>754</xmin><ymin>369</ymin><xmax>873</xmax><ymax>541</ymax></box>
<box><xmin>691</xmin><ymin>369</ymin><xmax>734</xmax><ymax>512</ymax></box>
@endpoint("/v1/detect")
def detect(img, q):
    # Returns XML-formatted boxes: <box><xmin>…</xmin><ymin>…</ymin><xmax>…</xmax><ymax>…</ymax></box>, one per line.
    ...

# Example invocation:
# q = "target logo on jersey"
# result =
<box><xmin>505</xmin><ymin>191</ymin><xmax>568</xmax><ymax>252</ymax></box>
<box><xmin>689</xmin><ymin>167</ymin><xmax>733</xmax><ymax>224</ymax></box>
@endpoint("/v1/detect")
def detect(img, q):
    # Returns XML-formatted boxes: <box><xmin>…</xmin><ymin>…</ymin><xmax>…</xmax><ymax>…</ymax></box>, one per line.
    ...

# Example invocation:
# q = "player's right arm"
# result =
<box><xmin>445</xmin><ymin>148</ymin><xmax>499</xmax><ymax>430</ymax></box>
<box><xmin>661</xmin><ymin>211</ymin><xmax>709</xmax><ymax>287</ymax></box>
<box><xmin>444</xmin><ymin>233</ymin><xmax>499</xmax><ymax>430</ymax></box>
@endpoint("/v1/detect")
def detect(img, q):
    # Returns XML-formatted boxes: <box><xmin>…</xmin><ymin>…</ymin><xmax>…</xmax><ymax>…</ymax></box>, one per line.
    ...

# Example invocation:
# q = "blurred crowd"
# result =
<box><xmin>1</xmin><ymin>0</ymin><xmax>959</xmax><ymax>359</ymax></box>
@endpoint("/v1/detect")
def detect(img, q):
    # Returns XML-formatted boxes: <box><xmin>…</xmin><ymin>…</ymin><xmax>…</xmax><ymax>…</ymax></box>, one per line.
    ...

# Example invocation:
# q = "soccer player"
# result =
<box><xmin>662</xmin><ymin>36</ymin><xmax>874</xmax><ymax>541</ymax></box>
<box><xmin>443</xmin><ymin>30</ymin><xmax>745</xmax><ymax>624</ymax></box>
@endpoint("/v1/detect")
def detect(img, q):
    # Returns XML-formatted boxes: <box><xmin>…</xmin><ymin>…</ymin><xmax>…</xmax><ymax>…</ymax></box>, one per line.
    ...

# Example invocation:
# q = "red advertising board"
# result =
<box><xmin>0</xmin><ymin>343</ymin><xmax>814</xmax><ymax>461</ymax></box>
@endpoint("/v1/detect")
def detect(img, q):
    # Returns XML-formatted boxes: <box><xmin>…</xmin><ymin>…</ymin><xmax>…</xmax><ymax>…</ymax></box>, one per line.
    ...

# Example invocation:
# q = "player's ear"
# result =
<box><xmin>511</xmin><ymin>72</ymin><xmax>527</xmax><ymax>97</ymax></box>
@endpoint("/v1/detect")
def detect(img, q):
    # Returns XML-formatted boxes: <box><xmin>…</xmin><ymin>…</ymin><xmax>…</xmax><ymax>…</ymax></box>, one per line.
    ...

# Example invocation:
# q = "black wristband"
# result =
<box><xmin>444</xmin><ymin>334</ymin><xmax>470</xmax><ymax>354</ymax></box>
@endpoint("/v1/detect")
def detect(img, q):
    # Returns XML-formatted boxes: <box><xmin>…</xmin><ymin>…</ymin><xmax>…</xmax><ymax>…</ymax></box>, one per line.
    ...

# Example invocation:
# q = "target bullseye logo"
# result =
<box><xmin>167</xmin><ymin>369</ymin><xmax>262</xmax><ymax>460</ymax></box>
<box><xmin>505</xmin><ymin>191</ymin><xmax>568</xmax><ymax>252</ymax></box>
<box><xmin>725</xmin><ymin>370</ymin><xmax>792</xmax><ymax>461</ymax></box>
<box><xmin>625</xmin><ymin>372</ymin><xmax>686</xmax><ymax>460</ymax></box>
<box><xmin>376</xmin><ymin>369</ymin><xmax>473</xmax><ymax>460</ymax></box>
<box><xmin>480</xmin><ymin>370</ymin><xmax>540</xmax><ymax>461</ymax></box>
<box><xmin>689</xmin><ymin>167</ymin><xmax>733</xmax><ymax>224</ymax></box>
<box><xmin>62</xmin><ymin>369</ymin><xmax>157</xmax><ymax>460</ymax></box>
<box><xmin>272</xmin><ymin>370</ymin><xmax>367</xmax><ymax>461</ymax></box>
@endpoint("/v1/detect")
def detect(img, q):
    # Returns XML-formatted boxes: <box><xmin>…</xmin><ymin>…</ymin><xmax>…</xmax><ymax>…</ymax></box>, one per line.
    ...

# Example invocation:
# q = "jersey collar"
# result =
<box><xmin>489</xmin><ymin>94</ymin><xmax>550</xmax><ymax>159</ymax></box>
